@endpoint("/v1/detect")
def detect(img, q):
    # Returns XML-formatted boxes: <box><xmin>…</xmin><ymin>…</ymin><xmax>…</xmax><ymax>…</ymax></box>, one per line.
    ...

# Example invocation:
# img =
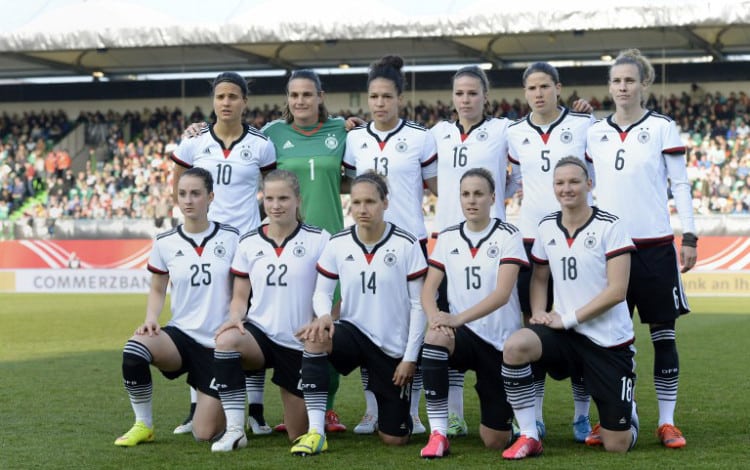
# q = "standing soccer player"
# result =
<box><xmin>586</xmin><ymin>49</ymin><xmax>697</xmax><ymax>449</ymax></box>
<box><xmin>292</xmin><ymin>172</ymin><xmax>427</xmax><ymax>455</ymax></box>
<box><xmin>170</xmin><ymin>72</ymin><xmax>276</xmax><ymax>435</ymax></box>
<box><xmin>420</xmin><ymin>168</ymin><xmax>527</xmax><ymax>459</ymax></box>
<box><xmin>210</xmin><ymin>170</ymin><xmax>329</xmax><ymax>452</ymax></box>
<box><xmin>114</xmin><ymin>167</ymin><xmax>238</xmax><ymax>447</ymax></box>
<box><xmin>262</xmin><ymin>70</ymin><xmax>348</xmax><ymax>432</ymax></box>
<box><xmin>506</xmin><ymin>62</ymin><xmax>595</xmax><ymax>442</ymax></box>
<box><xmin>343</xmin><ymin>55</ymin><xmax>437</xmax><ymax>435</ymax></box>
<box><xmin>501</xmin><ymin>157</ymin><xmax>638</xmax><ymax>459</ymax></box>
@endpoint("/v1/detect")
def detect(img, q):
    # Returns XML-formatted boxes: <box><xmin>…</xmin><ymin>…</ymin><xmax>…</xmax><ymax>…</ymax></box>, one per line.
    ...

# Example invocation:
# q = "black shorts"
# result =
<box><xmin>517</xmin><ymin>240</ymin><xmax>553</xmax><ymax>316</ymax></box>
<box><xmin>529</xmin><ymin>324</ymin><xmax>636</xmax><ymax>431</ymax></box>
<box><xmin>329</xmin><ymin>321</ymin><xmax>411</xmax><ymax>437</ymax></box>
<box><xmin>450</xmin><ymin>326</ymin><xmax>513</xmax><ymax>431</ymax></box>
<box><xmin>161</xmin><ymin>325</ymin><xmax>219</xmax><ymax>399</ymax></box>
<box><xmin>245</xmin><ymin>321</ymin><xmax>303</xmax><ymax>398</ymax></box>
<box><xmin>628</xmin><ymin>243</ymin><xmax>690</xmax><ymax>324</ymax></box>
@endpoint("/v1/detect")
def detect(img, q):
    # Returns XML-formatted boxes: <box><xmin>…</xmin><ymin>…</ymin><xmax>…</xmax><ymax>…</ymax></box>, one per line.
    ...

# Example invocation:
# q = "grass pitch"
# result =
<box><xmin>0</xmin><ymin>295</ymin><xmax>748</xmax><ymax>469</ymax></box>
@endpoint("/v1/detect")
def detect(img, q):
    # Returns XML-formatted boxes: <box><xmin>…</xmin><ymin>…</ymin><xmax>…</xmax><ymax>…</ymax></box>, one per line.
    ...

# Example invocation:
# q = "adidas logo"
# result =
<box><xmin>282</xmin><ymin>140</ymin><xmax>295</xmax><ymax>149</ymax></box>
<box><xmin>601</xmin><ymin>135</ymin><xmax>609</xmax><ymax>142</ymax></box>
<box><xmin>450</xmin><ymin>248</ymin><xmax>459</xmax><ymax>254</ymax></box>
<box><xmin>345</xmin><ymin>254</ymin><xmax>355</xmax><ymax>261</ymax></box>
<box><xmin>255</xmin><ymin>250</ymin><xmax>264</xmax><ymax>256</ymax></box>
<box><xmin>619</xmin><ymin>417</ymin><xmax>627</xmax><ymax>425</ymax></box>
<box><xmin>360</xmin><ymin>143</ymin><xmax>368</xmax><ymax>149</ymax></box>
<box><xmin>443</xmin><ymin>134</ymin><xmax>451</xmax><ymax>139</ymax></box>
<box><xmin>547</xmin><ymin>239</ymin><xmax>556</xmax><ymax>246</ymax></box>
<box><xmin>175</xmin><ymin>250</ymin><xmax>184</xmax><ymax>257</ymax></box>
<box><xmin>522</xmin><ymin>138</ymin><xmax>530</xmax><ymax>145</ymax></box>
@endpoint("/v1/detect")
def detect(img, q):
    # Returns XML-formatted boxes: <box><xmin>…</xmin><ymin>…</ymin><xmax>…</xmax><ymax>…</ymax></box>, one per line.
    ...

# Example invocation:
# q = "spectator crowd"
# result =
<box><xmin>1</xmin><ymin>85</ymin><xmax>749</xmax><ymax>238</ymax></box>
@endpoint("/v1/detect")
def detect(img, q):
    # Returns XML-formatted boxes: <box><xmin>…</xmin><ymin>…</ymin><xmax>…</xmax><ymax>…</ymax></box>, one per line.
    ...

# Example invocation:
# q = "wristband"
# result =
<box><xmin>682</xmin><ymin>232</ymin><xmax>698</xmax><ymax>248</ymax></box>
<box><xmin>561</xmin><ymin>311</ymin><xmax>579</xmax><ymax>330</ymax></box>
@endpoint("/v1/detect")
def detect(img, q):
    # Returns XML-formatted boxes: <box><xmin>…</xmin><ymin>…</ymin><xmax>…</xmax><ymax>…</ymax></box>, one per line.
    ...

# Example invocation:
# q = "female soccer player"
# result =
<box><xmin>291</xmin><ymin>172</ymin><xmax>427</xmax><ymax>455</ymax></box>
<box><xmin>114</xmin><ymin>167</ymin><xmax>239</xmax><ymax>447</ymax></box>
<box><xmin>209</xmin><ymin>170</ymin><xmax>330</xmax><ymax>452</ymax></box>
<box><xmin>586</xmin><ymin>49</ymin><xmax>697</xmax><ymax>449</ymax></box>
<box><xmin>343</xmin><ymin>55</ymin><xmax>437</xmax><ymax>435</ymax></box>
<box><xmin>501</xmin><ymin>157</ymin><xmax>638</xmax><ymax>459</ymax></box>
<box><xmin>419</xmin><ymin>168</ymin><xmax>528</xmax><ymax>458</ymax></box>
<box><xmin>261</xmin><ymin>70</ymin><xmax>349</xmax><ymax>432</ymax></box>
<box><xmin>170</xmin><ymin>72</ymin><xmax>277</xmax><ymax>436</ymax></box>
<box><xmin>506</xmin><ymin>62</ymin><xmax>595</xmax><ymax>442</ymax></box>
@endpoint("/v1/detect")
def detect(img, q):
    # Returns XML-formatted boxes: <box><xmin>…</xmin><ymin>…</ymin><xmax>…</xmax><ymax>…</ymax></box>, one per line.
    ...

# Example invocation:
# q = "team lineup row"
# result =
<box><xmin>114</xmin><ymin>49</ymin><xmax>697</xmax><ymax>460</ymax></box>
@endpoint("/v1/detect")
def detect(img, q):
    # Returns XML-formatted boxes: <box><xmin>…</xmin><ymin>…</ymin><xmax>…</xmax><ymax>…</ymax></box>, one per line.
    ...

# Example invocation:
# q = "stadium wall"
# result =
<box><xmin>1</xmin><ymin>236</ymin><xmax>749</xmax><ymax>295</ymax></box>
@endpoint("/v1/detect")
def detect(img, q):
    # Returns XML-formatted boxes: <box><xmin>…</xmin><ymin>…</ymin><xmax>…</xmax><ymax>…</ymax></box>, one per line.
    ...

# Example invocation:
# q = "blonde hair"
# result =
<box><xmin>610</xmin><ymin>49</ymin><xmax>655</xmax><ymax>106</ymax></box>
<box><xmin>263</xmin><ymin>169</ymin><xmax>304</xmax><ymax>223</ymax></box>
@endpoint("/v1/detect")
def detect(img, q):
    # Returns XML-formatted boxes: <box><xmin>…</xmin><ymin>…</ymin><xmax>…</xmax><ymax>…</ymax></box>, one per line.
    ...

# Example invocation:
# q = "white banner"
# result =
<box><xmin>2</xmin><ymin>269</ymin><xmax>151</xmax><ymax>293</ymax></box>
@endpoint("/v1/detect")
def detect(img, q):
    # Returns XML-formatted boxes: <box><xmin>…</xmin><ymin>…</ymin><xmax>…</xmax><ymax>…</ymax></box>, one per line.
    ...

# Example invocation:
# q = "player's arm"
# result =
<box><xmin>137</xmin><ymin>272</ymin><xmax>169</xmax><ymax>336</ymax></box>
<box><xmin>551</xmin><ymin>252</ymin><xmax>631</xmax><ymax>330</ymax></box>
<box><xmin>216</xmin><ymin>275</ymin><xmax>251</xmax><ymax>337</ymax></box>
<box><xmin>420</xmin><ymin>265</ymin><xmax>445</xmax><ymax>321</ymax></box>
<box><xmin>296</xmin><ymin>273</ymin><xmax>337</xmax><ymax>342</ymax></box>
<box><xmin>665</xmin><ymin>152</ymin><xmax>698</xmax><ymax>272</ymax></box>
<box><xmin>529</xmin><ymin>262</ymin><xmax>551</xmax><ymax>321</ymax></box>
<box><xmin>452</xmin><ymin>263</ymin><xmax>521</xmax><ymax>327</ymax></box>
<box><xmin>394</xmin><ymin>276</ymin><xmax>425</xmax><ymax>387</ymax></box>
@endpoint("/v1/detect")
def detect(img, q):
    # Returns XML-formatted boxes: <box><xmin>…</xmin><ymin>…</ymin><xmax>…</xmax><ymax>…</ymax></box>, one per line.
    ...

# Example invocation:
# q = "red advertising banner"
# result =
<box><xmin>0</xmin><ymin>240</ymin><xmax>152</xmax><ymax>269</ymax></box>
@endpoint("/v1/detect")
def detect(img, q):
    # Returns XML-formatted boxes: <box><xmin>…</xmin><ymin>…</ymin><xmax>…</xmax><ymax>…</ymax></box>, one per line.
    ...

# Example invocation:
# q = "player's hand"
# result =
<box><xmin>296</xmin><ymin>315</ymin><xmax>334</xmax><ymax>343</ymax></box>
<box><xmin>215</xmin><ymin>318</ymin><xmax>245</xmax><ymax>338</ymax></box>
<box><xmin>546</xmin><ymin>311</ymin><xmax>565</xmax><ymax>330</ymax></box>
<box><xmin>182</xmin><ymin>121</ymin><xmax>207</xmax><ymax>139</ymax></box>
<box><xmin>135</xmin><ymin>320</ymin><xmax>160</xmax><ymax>336</ymax></box>
<box><xmin>428</xmin><ymin>311</ymin><xmax>457</xmax><ymax>337</ymax></box>
<box><xmin>680</xmin><ymin>245</ymin><xmax>697</xmax><ymax>273</ymax></box>
<box><xmin>345</xmin><ymin>116</ymin><xmax>365</xmax><ymax>131</ymax></box>
<box><xmin>571</xmin><ymin>98</ymin><xmax>594</xmax><ymax>114</ymax></box>
<box><xmin>393</xmin><ymin>361</ymin><xmax>416</xmax><ymax>387</ymax></box>
<box><xmin>529</xmin><ymin>310</ymin><xmax>551</xmax><ymax>325</ymax></box>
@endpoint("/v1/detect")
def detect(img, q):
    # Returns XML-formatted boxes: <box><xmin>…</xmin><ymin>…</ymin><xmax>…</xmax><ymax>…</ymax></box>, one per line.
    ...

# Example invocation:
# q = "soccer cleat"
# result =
<box><xmin>447</xmin><ymin>413</ymin><xmax>468</xmax><ymax>438</ymax></box>
<box><xmin>115</xmin><ymin>421</ymin><xmax>154</xmax><ymax>447</ymax></box>
<box><xmin>412</xmin><ymin>414</ymin><xmax>426</xmax><ymax>434</ymax></box>
<box><xmin>585</xmin><ymin>423</ymin><xmax>603</xmax><ymax>446</ymax></box>
<box><xmin>247</xmin><ymin>416</ymin><xmax>272</xmax><ymax>435</ymax></box>
<box><xmin>273</xmin><ymin>423</ymin><xmax>287</xmax><ymax>433</ymax></box>
<box><xmin>420</xmin><ymin>430</ymin><xmax>450</xmax><ymax>459</ymax></box>
<box><xmin>502</xmin><ymin>434</ymin><xmax>543</xmax><ymax>460</ymax></box>
<box><xmin>173</xmin><ymin>417</ymin><xmax>193</xmax><ymax>435</ymax></box>
<box><xmin>211</xmin><ymin>426</ymin><xmax>248</xmax><ymax>452</ymax></box>
<box><xmin>325</xmin><ymin>409</ymin><xmax>346</xmax><ymax>433</ymax></box>
<box><xmin>657</xmin><ymin>424</ymin><xmax>686</xmax><ymax>449</ymax></box>
<box><xmin>290</xmin><ymin>429</ymin><xmax>327</xmax><ymax>456</ymax></box>
<box><xmin>353</xmin><ymin>413</ymin><xmax>378</xmax><ymax>434</ymax></box>
<box><xmin>572</xmin><ymin>415</ymin><xmax>592</xmax><ymax>443</ymax></box>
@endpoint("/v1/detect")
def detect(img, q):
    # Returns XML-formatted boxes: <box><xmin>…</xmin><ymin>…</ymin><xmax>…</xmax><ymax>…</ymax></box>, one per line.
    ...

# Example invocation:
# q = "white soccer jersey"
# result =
<box><xmin>230</xmin><ymin>223</ymin><xmax>329</xmax><ymax>350</ymax></box>
<box><xmin>316</xmin><ymin>223</ymin><xmax>428</xmax><ymax>360</ymax></box>
<box><xmin>343</xmin><ymin>120</ymin><xmax>437</xmax><ymax>240</ymax></box>
<box><xmin>507</xmin><ymin>108</ymin><xmax>594</xmax><ymax>241</ymax></box>
<box><xmin>431</xmin><ymin>118</ymin><xmax>511</xmax><ymax>232</ymax></box>
<box><xmin>531</xmin><ymin>208</ymin><xmax>635</xmax><ymax>348</ymax></box>
<box><xmin>172</xmin><ymin>124</ymin><xmax>277</xmax><ymax>234</ymax></box>
<box><xmin>586</xmin><ymin>111</ymin><xmax>695</xmax><ymax>241</ymax></box>
<box><xmin>429</xmin><ymin>219</ymin><xmax>528</xmax><ymax>351</ymax></box>
<box><xmin>147</xmin><ymin>222</ymin><xmax>239</xmax><ymax>348</ymax></box>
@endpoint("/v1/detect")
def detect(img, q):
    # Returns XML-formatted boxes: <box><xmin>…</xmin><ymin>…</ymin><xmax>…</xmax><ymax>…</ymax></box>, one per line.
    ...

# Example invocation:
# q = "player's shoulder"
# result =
<box><xmin>403</xmin><ymin>120</ymin><xmax>428</xmax><ymax>132</ymax></box>
<box><xmin>430</xmin><ymin>120</ymin><xmax>453</xmax><ymax>132</ymax></box>
<box><xmin>217</xmin><ymin>223</ymin><xmax>240</xmax><ymax>236</ymax></box>
<box><xmin>392</xmin><ymin>225</ymin><xmax>419</xmax><ymax>243</ymax></box>
<box><xmin>494</xmin><ymin>218</ymin><xmax>521</xmax><ymax>235</ymax></box>
<box><xmin>538</xmin><ymin>211</ymin><xmax>561</xmax><ymax>226</ymax></box>
<box><xmin>300</xmin><ymin>223</ymin><xmax>324</xmax><ymax>235</ymax></box>
<box><xmin>330</xmin><ymin>226</ymin><xmax>353</xmax><ymax>240</ymax></box>
<box><xmin>260</xmin><ymin>119</ymin><xmax>285</xmax><ymax>134</ymax></box>
<box><xmin>245</xmin><ymin>124</ymin><xmax>269</xmax><ymax>141</ymax></box>
<box><xmin>648</xmin><ymin>111</ymin><xmax>675</xmax><ymax>123</ymax></box>
<box><xmin>439</xmin><ymin>223</ymin><xmax>462</xmax><ymax>236</ymax></box>
<box><xmin>155</xmin><ymin>227</ymin><xmax>179</xmax><ymax>241</ymax></box>
<box><xmin>239</xmin><ymin>227</ymin><xmax>261</xmax><ymax>243</ymax></box>
<box><xmin>592</xmin><ymin>207</ymin><xmax>620</xmax><ymax>224</ymax></box>
<box><xmin>507</xmin><ymin>116</ymin><xmax>528</xmax><ymax>129</ymax></box>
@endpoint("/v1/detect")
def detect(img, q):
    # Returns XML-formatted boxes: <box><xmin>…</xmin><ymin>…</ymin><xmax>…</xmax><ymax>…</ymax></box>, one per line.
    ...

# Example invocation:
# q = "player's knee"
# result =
<box><xmin>502</xmin><ymin>329</ymin><xmax>537</xmax><ymax>364</ymax></box>
<box><xmin>303</xmin><ymin>339</ymin><xmax>328</xmax><ymax>354</ymax></box>
<box><xmin>215</xmin><ymin>328</ymin><xmax>242</xmax><ymax>351</ymax></box>
<box><xmin>424</xmin><ymin>328</ymin><xmax>451</xmax><ymax>348</ymax></box>
<box><xmin>602</xmin><ymin>432</ymin><xmax>632</xmax><ymax>453</ymax></box>
<box><xmin>480</xmin><ymin>428</ymin><xmax>510</xmax><ymax>450</ymax></box>
<box><xmin>379</xmin><ymin>432</ymin><xmax>409</xmax><ymax>446</ymax></box>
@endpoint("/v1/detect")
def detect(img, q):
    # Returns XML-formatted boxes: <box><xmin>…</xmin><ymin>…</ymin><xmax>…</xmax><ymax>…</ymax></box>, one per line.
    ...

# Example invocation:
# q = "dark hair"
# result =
<box><xmin>282</xmin><ymin>69</ymin><xmax>329</xmax><ymax>124</ymax></box>
<box><xmin>263</xmin><ymin>169</ymin><xmax>304</xmax><ymax>223</ymax></box>
<box><xmin>368</xmin><ymin>55</ymin><xmax>406</xmax><ymax>95</ymax></box>
<box><xmin>181</xmin><ymin>166</ymin><xmax>214</xmax><ymax>193</ymax></box>
<box><xmin>522</xmin><ymin>62</ymin><xmax>560</xmax><ymax>85</ymax></box>
<box><xmin>212</xmin><ymin>72</ymin><xmax>249</xmax><ymax>98</ymax></box>
<box><xmin>460</xmin><ymin>167</ymin><xmax>495</xmax><ymax>194</ymax></box>
<box><xmin>352</xmin><ymin>170</ymin><xmax>389</xmax><ymax>201</ymax></box>
<box><xmin>554</xmin><ymin>156</ymin><xmax>589</xmax><ymax>179</ymax></box>
<box><xmin>454</xmin><ymin>65</ymin><xmax>490</xmax><ymax>94</ymax></box>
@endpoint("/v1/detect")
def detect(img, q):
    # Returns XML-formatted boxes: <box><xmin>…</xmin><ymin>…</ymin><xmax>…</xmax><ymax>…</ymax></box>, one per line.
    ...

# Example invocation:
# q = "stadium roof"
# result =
<box><xmin>1</xmin><ymin>0</ymin><xmax>749</xmax><ymax>81</ymax></box>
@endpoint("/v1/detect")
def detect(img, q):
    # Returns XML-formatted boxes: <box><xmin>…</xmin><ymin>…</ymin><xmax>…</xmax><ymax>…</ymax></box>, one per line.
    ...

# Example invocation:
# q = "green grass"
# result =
<box><xmin>1</xmin><ymin>295</ymin><xmax>749</xmax><ymax>469</ymax></box>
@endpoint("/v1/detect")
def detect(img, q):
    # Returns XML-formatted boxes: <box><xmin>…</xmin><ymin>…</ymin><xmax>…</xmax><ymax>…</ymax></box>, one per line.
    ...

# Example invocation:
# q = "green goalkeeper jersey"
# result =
<box><xmin>262</xmin><ymin>117</ymin><xmax>347</xmax><ymax>234</ymax></box>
